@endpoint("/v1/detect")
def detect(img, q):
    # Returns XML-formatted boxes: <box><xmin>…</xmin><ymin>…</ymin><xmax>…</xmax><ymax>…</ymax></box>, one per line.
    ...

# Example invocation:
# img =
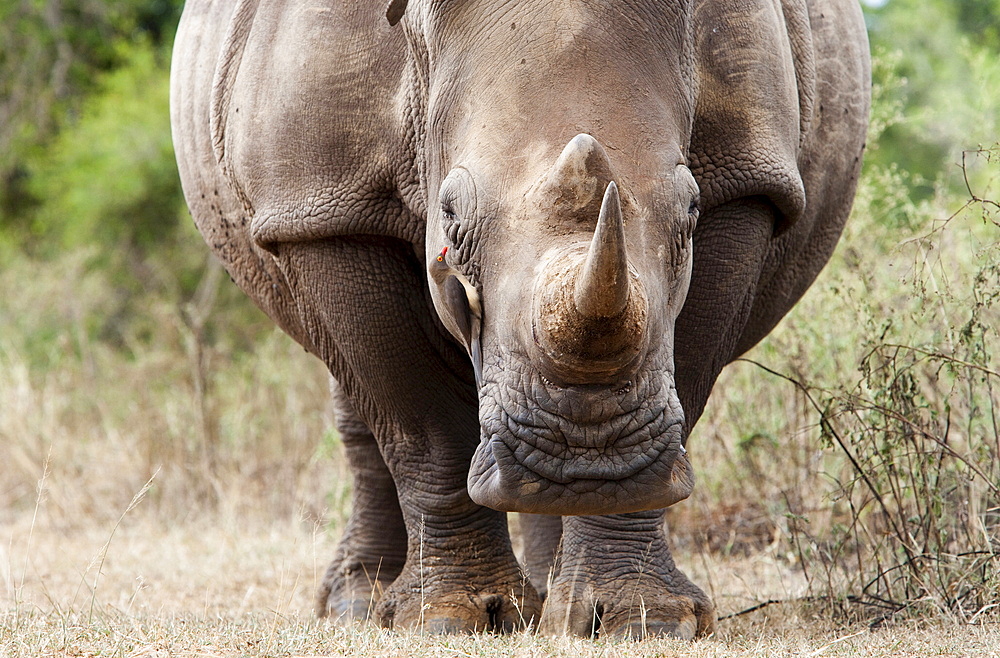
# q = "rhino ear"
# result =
<box><xmin>386</xmin><ymin>0</ymin><xmax>408</xmax><ymax>26</ymax></box>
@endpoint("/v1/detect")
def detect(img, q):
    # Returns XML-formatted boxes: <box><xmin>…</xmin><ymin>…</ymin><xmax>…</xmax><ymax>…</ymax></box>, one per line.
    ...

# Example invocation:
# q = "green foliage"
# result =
<box><xmin>864</xmin><ymin>0</ymin><xmax>1000</xmax><ymax>209</ymax></box>
<box><xmin>0</xmin><ymin>0</ymin><xmax>183</xmax><ymax>192</ymax></box>
<box><xmin>0</xmin><ymin>12</ymin><xmax>266</xmax><ymax>356</ymax></box>
<box><xmin>26</xmin><ymin>39</ymin><xmax>181</xmax><ymax>256</ymax></box>
<box><xmin>2</xmin><ymin>36</ymin><xmax>255</xmax><ymax>355</ymax></box>
<box><xmin>952</xmin><ymin>0</ymin><xmax>1000</xmax><ymax>49</ymax></box>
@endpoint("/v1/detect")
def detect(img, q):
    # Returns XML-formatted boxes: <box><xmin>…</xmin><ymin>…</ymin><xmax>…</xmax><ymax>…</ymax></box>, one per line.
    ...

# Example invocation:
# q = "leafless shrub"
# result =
<box><xmin>739</xmin><ymin>148</ymin><xmax>1000</xmax><ymax>624</ymax></box>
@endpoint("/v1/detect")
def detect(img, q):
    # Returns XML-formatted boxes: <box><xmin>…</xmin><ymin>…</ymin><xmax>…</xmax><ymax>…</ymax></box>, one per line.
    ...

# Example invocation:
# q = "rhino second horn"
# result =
<box><xmin>575</xmin><ymin>181</ymin><xmax>629</xmax><ymax>319</ymax></box>
<box><xmin>543</xmin><ymin>134</ymin><xmax>616</xmax><ymax>214</ymax></box>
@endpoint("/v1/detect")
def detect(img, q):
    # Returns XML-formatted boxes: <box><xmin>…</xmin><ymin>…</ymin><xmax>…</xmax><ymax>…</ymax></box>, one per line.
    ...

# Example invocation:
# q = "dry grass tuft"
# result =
<box><xmin>4</xmin><ymin>500</ymin><xmax>999</xmax><ymax>657</ymax></box>
<box><xmin>2</xmin><ymin>142</ymin><xmax>999</xmax><ymax>656</ymax></box>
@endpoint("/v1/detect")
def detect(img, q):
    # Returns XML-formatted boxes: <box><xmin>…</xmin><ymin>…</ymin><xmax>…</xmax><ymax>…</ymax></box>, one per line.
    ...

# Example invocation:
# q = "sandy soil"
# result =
<box><xmin>4</xmin><ymin>508</ymin><xmax>998</xmax><ymax>657</ymax></box>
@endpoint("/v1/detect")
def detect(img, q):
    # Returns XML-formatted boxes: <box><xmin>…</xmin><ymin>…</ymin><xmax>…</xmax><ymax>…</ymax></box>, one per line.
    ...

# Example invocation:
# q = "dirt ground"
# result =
<box><xmin>3</xmin><ymin>508</ymin><xmax>998</xmax><ymax>657</ymax></box>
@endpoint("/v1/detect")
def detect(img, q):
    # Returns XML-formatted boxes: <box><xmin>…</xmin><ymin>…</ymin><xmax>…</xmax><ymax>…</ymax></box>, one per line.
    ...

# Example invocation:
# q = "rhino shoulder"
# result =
<box><xmin>690</xmin><ymin>0</ymin><xmax>810</xmax><ymax>232</ymax></box>
<box><xmin>210</xmin><ymin>0</ymin><xmax>421</xmax><ymax>251</ymax></box>
<box><xmin>690</xmin><ymin>0</ymin><xmax>868</xmax><ymax>235</ymax></box>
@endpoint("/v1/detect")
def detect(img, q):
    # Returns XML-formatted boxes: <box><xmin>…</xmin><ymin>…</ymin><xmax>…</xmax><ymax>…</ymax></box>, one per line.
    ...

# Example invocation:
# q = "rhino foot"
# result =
<box><xmin>317</xmin><ymin>552</ymin><xmax>405</xmax><ymax>623</ymax></box>
<box><xmin>538</xmin><ymin>574</ymin><xmax>712</xmax><ymax>639</ymax></box>
<box><xmin>373</xmin><ymin>562</ymin><xmax>542</xmax><ymax>633</ymax></box>
<box><xmin>537</xmin><ymin>512</ymin><xmax>715</xmax><ymax>639</ymax></box>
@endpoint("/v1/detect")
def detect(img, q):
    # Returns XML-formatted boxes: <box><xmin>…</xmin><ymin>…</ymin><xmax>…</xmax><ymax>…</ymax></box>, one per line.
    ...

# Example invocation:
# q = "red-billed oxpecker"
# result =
<box><xmin>429</xmin><ymin>246</ymin><xmax>483</xmax><ymax>386</ymax></box>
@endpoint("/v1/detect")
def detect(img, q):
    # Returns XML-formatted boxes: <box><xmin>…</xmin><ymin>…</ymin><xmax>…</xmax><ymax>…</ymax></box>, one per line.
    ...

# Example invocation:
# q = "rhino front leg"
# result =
<box><xmin>377</xmin><ymin>481</ymin><xmax>539</xmax><ymax>632</ymax></box>
<box><xmin>279</xmin><ymin>238</ymin><xmax>540</xmax><ymax>632</ymax></box>
<box><xmin>317</xmin><ymin>380</ymin><xmax>407</xmax><ymax>622</ymax></box>
<box><xmin>538</xmin><ymin>511</ymin><xmax>715</xmax><ymax>639</ymax></box>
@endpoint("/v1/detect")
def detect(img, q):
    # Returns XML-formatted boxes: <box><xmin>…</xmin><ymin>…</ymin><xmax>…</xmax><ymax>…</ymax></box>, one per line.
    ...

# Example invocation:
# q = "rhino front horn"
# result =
<box><xmin>531</xmin><ymin>182</ymin><xmax>648</xmax><ymax>384</ymax></box>
<box><xmin>575</xmin><ymin>181</ymin><xmax>629</xmax><ymax>319</ymax></box>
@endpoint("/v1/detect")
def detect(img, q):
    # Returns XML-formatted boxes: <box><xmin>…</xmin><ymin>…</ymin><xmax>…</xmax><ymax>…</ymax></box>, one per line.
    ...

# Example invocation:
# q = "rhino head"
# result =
<box><xmin>464</xmin><ymin>139</ymin><xmax>698</xmax><ymax>517</ymax></box>
<box><xmin>403</xmin><ymin>2</ymin><xmax>702</xmax><ymax>515</ymax></box>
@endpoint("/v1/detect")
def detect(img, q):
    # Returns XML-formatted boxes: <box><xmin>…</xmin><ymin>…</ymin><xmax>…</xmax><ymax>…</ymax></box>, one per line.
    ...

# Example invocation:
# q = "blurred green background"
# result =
<box><xmin>0</xmin><ymin>0</ymin><xmax>997</xmax><ymax>357</ymax></box>
<box><xmin>2</xmin><ymin>0</ymin><xmax>999</xmax><ymax>353</ymax></box>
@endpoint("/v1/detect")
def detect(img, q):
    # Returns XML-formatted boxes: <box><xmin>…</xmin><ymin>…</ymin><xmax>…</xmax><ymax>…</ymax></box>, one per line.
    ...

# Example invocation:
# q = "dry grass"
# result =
<box><xmin>2</xmin><ymin>149</ymin><xmax>998</xmax><ymax>654</ymax></box>
<box><xmin>4</xmin><ymin>500</ymin><xmax>999</xmax><ymax>657</ymax></box>
<box><xmin>1</xmin><ymin>315</ymin><xmax>996</xmax><ymax>657</ymax></box>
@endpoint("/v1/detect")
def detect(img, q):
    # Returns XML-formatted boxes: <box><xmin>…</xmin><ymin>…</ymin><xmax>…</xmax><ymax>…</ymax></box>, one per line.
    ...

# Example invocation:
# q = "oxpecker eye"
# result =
<box><xmin>437</xmin><ymin>246</ymin><xmax>448</xmax><ymax>262</ymax></box>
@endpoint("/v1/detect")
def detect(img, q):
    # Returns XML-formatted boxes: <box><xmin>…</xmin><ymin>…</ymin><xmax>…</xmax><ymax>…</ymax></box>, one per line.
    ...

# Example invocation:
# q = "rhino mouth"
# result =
<box><xmin>467</xmin><ymin>356</ymin><xmax>694</xmax><ymax>515</ymax></box>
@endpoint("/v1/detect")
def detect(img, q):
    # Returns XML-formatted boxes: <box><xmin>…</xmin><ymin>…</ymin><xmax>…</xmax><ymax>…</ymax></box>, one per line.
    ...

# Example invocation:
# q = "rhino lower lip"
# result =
<box><xmin>487</xmin><ymin>411</ymin><xmax>682</xmax><ymax>484</ymax></box>
<box><xmin>468</xmin><ymin>416</ymin><xmax>694</xmax><ymax>515</ymax></box>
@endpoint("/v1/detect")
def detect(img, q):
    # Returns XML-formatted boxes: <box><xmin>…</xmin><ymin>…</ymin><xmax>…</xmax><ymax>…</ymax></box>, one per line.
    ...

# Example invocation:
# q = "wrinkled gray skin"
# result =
<box><xmin>171</xmin><ymin>0</ymin><xmax>869</xmax><ymax>638</ymax></box>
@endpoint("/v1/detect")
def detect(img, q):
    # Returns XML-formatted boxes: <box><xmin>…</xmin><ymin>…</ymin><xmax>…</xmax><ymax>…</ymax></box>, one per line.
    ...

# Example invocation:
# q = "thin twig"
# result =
<box><xmin>737</xmin><ymin>359</ymin><xmax>919</xmax><ymax>567</ymax></box>
<box><xmin>717</xmin><ymin>598</ymin><xmax>793</xmax><ymax>620</ymax></box>
<box><xmin>962</xmin><ymin>148</ymin><xmax>1000</xmax><ymax>212</ymax></box>
<box><xmin>16</xmin><ymin>448</ymin><xmax>52</xmax><ymax>631</ymax></box>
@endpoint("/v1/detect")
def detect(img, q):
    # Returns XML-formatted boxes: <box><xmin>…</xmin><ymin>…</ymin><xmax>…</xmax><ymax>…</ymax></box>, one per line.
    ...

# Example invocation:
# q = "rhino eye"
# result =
<box><xmin>438</xmin><ymin>167</ymin><xmax>477</xmax><ymax>250</ymax></box>
<box><xmin>441</xmin><ymin>202</ymin><xmax>461</xmax><ymax>245</ymax></box>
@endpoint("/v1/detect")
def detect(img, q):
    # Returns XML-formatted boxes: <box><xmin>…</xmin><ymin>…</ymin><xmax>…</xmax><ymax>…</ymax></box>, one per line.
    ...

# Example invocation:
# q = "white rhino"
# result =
<box><xmin>171</xmin><ymin>0</ymin><xmax>869</xmax><ymax>638</ymax></box>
